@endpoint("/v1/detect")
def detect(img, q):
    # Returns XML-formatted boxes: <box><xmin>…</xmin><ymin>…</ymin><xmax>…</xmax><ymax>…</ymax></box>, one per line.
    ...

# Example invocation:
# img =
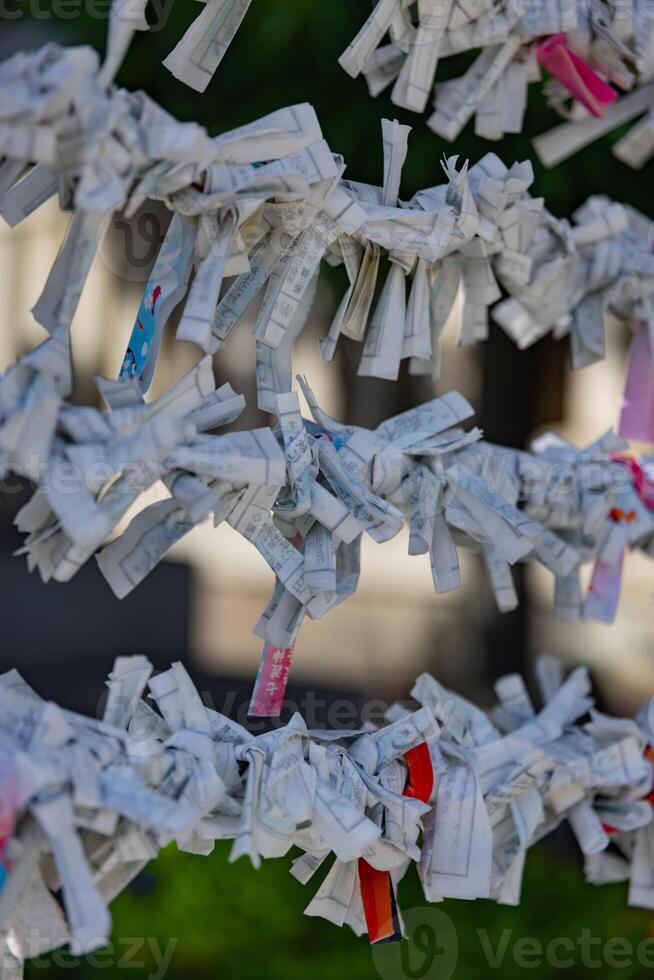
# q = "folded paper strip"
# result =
<box><xmin>101</xmin><ymin>0</ymin><xmax>254</xmax><ymax>92</ymax></box>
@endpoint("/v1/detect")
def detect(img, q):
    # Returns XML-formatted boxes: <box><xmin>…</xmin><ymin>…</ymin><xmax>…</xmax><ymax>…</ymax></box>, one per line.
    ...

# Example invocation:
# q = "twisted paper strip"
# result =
<box><xmin>1</xmin><ymin>43</ymin><xmax>653</xmax><ymax>391</ymax></box>
<box><xmin>5</xmin><ymin>326</ymin><xmax>654</xmax><ymax>713</ymax></box>
<box><xmin>341</xmin><ymin>1</ymin><xmax>654</xmax><ymax>168</ymax></box>
<box><xmin>0</xmin><ymin>653</ymin><xmax>652</xmax><ymax>973</ymax></box>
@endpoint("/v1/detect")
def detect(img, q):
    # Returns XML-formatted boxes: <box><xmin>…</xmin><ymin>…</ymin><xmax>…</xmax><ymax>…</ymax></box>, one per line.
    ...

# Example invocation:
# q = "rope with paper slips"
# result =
<box><xmin>2</xmin><ymin>41</ymin><xmax>654</xmax><ymax>401</ymax></box>
<box><xmin>340</xmin><ymin>1</ymin><xmax>654</xmax><ymax>170</ymax></box>
<box><xmin>1</xmin><ymin>652</ymin><xmax>654</xmax><ymax>971</ymax></box>
<box><xmin>246</xmin><ymin>410</ymin><xmax>654</xmax><ymax>719</ymax></box>
<box><xmin>106</xmin><ymin>0</ymin><xmax>654</xmax><ymax>170</ymax></box>
<box><xmin>6</xmin><ymin>325</ymin><xmax>654</xmax><ymax>714</ymax></box>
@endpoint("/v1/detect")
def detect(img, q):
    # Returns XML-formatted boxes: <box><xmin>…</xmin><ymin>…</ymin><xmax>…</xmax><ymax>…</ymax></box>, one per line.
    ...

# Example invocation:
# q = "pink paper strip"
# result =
<box><xmin>248</xmin><ymin>642</ymin><xmax>294</xmax><ymax>718</ymax></box>
<box><xmin>537</xmin><ymin>34</ymin><xmax>618</xmax><ymax>118</ymax></box>
<box><xmin>0</xmin><ymin>753</ymin><xmax>17</xmax><ymax>888</ymax></box>
<box><xmin>616</xmin><ymin>455</ymin><xmax>654</xmax><ymax>511</ymax></box>
<box><xmin>618</xmin><ymin>324</ymin><xmax>654</xmax><ymax>443</ymax></box>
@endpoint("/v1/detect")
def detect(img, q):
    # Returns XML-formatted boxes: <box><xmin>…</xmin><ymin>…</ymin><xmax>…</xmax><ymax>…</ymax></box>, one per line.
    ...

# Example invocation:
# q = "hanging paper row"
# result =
<box><xmin>1</xmin><ymin>652</ymin><xmax>653</xmax><ymax>979</ymax></box>
<box><xmin>104</xmin><ymin>1</ymin><xmax>654</xmax><ymax>168</ymax></box>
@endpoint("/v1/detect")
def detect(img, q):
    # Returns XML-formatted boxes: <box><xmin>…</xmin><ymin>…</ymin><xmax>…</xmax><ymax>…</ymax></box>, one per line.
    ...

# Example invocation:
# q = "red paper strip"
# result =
<box><xmin>359</xmin><ymin>741</ymin><xmax>435</xmax><ymax>944</ymax></box>
<box><xmin>358</xmin><ymin>858</ymin><xmax>402</xmax><ymax>944</ymax></box>
<box><xmin>404</xmin><ymin>742</ymin><xmax>434</xmax><ymax>802</ymax></box>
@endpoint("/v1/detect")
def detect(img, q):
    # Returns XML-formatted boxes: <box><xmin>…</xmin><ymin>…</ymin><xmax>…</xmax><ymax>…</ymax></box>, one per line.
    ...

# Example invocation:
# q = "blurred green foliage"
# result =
<box><xmin>25</xmin><ymin>839</ymin><xmax>654</xmax><ymax>980</ymax></box>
